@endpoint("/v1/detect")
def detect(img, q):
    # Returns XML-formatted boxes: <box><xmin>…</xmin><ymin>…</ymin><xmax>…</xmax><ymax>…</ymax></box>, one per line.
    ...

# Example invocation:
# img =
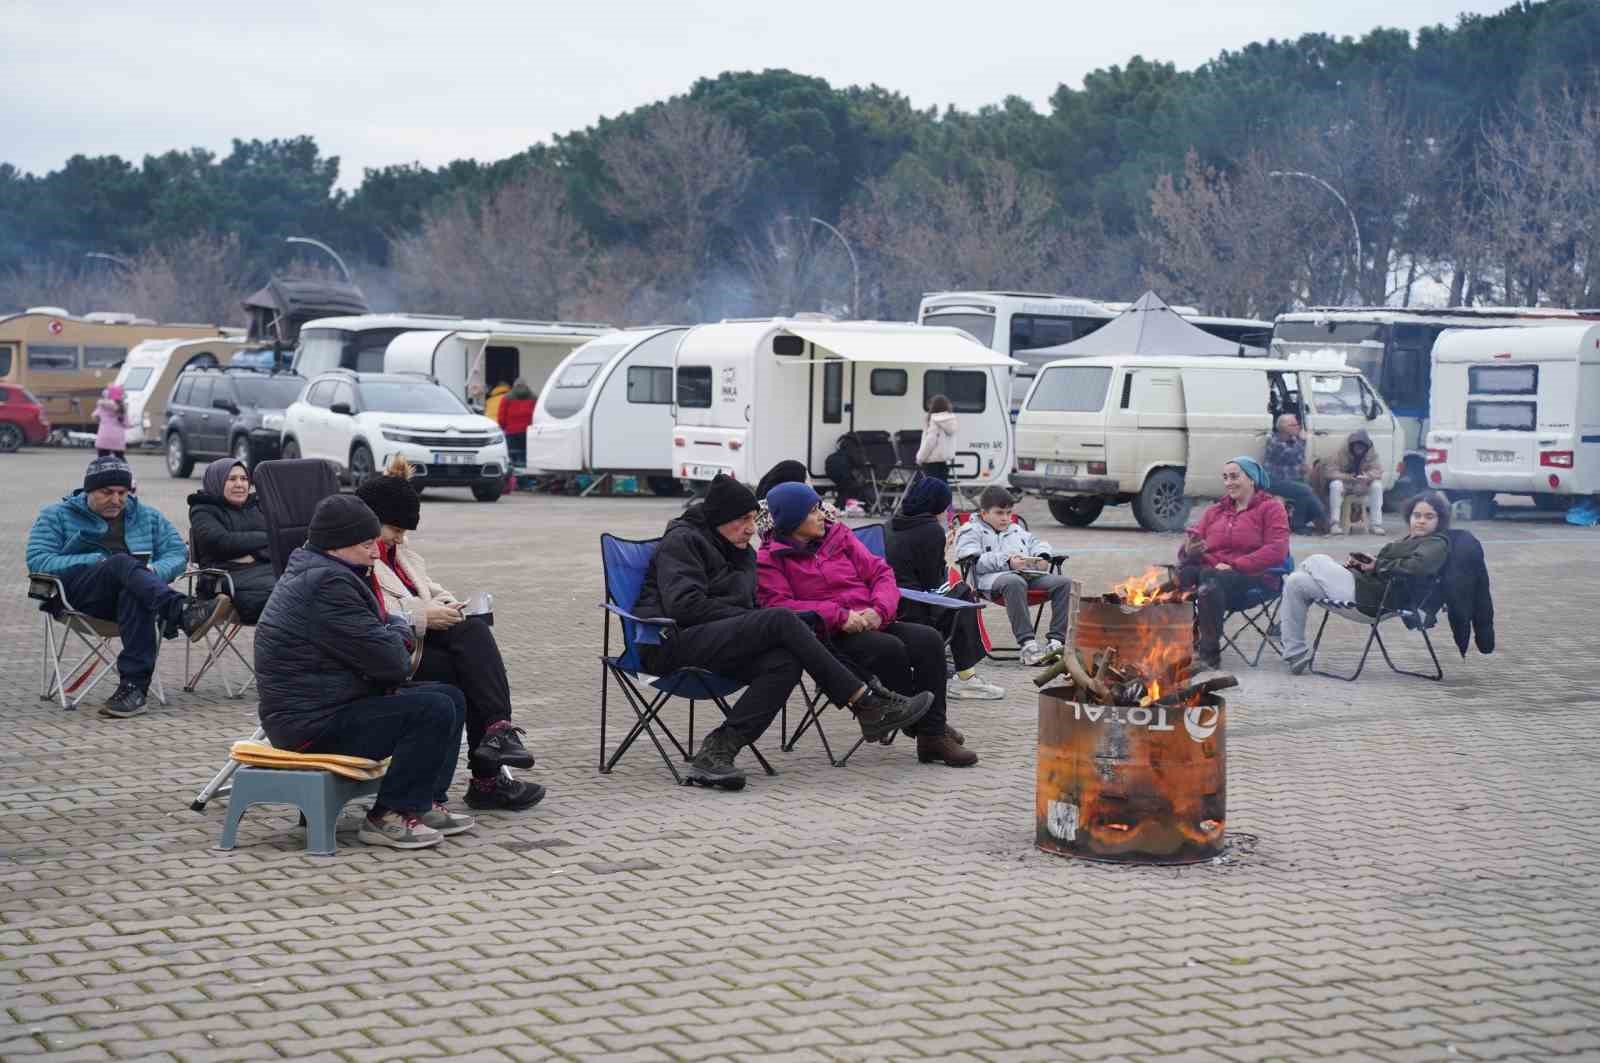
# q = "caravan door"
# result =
<box><xmin>808</xmin><ymin>356</ymin><xmax>852</xmax><ymax>476</ymax></box>
<box><xmin>1180</xmin><ymin>367</ymin><xmax>1271</xmax><ymax>496</ymax></box>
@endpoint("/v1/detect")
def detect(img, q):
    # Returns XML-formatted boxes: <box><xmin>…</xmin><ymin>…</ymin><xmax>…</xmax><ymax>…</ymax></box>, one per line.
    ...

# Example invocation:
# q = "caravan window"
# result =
<box><xmin>1469</xmin><ymin>365</ymin><xmax>1538</xmax><ymax>395</ymax></box>
<box><xmin>677</xmin><ymin>366</ymin><xmax>713</xmax><ymax>409</ymax></box>
<box><xmin>924</xmin><ymin>370</ymin><xmax>986</xmax><ymax>413</ymax></box>
<box><xmin>870</xmin><ymin>369</ymin><xmax>906</xmax><ymax>396</ymax></box>
<box><xmin>28</xmin><ymin>344</ymin><xmax>77</xmax><ymax>370</ymax></box>
<box><xmin>0</xmin><ymin>344</ymin><xmax>12</xmax><ymax>376</ymax></box>
<box><xmin>120</xmin><ymin>367</ymin><xmax>155</xmax><ymax>393</ymax></box>
<box><xmin>922</xmin><ymin>312</ymin><xmax>995</xmax><ymax>348</ymax></box>
<box><xmin>1027</xmin><ymin>366</ymin><xmax>1113</xmax><ymax>412</ymax></box>
<box><xmin>1467</xmin><ymin>402</ymin><xmax>1536</xmax><ymax>431</ymax></box>
<box><xmin>822</xmin><ymin>362</ymin><xmax>843</xmax><ymax>423</ymax></box>
<box><xmin>84</xmin><ymin>346</ymin><xmax>126</xmax><ymax>368</ymax></box>
<box><xmin>627</xmin><ymin>366</ymin><xmax>673</xmax><ymax>404</ymax></box>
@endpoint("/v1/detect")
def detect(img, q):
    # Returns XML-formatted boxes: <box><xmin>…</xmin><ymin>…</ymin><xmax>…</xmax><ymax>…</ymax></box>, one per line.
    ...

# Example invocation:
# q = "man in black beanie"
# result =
<box><xmin>254</xmin><ymin>494</ymin><xmax>472</xmax><ymax>851</ymax></box>
<box><xmin>632</xmin><ymin>474</ymin><xmax>934</xmax><ymax>788</ymax></box>
<box><xmin>25</xmin><ymin>455</ymin><xmax>227</xmax><ymax>718</ymax></box>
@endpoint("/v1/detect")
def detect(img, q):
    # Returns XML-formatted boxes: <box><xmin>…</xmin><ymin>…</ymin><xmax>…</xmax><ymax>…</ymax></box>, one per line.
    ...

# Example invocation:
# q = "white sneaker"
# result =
<box><xmin>1046</xmin><ymin>638</ymin><xmax>1065</xmax><ymax>656</ymax></box>
<box><xmin>1329</xmin><ymin>523</ymin><xmax>1346</xmax><ymax>536</ymax></box>
<box><xmin>948</xmin><ymin>673</ymin><xmax>1006</xmax><ymax>700</ymax></box>
<box><xmin>1019</xmin><ymin>640</ymin><xmax>1051</xmax><ymax>667</ymax></box>
<box><xmin>1370</xmin><ymin>525</ymin><xmax>1387</xmax><ymax>536</ymax></box>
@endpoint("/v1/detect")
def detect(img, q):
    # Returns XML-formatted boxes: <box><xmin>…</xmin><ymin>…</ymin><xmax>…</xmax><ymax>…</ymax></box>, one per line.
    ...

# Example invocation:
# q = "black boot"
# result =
<box><xmin>99</xmin><ymin>682</ymin><xmax>149</xmax><ymax>719</ymax></box>
<box><xmin>685</xmin><ymin>727</ymin><xmax>747</xmax><ymax>788</ymax></box>
<box><xmin>173</xmin><ymin>595</ymin><xmax>229</xmax><ymax>643</ymax></box>
<box><xmin>850</xmin><ymin>678</ymin><xmax>934</xmax><ymax>741</ymax></box>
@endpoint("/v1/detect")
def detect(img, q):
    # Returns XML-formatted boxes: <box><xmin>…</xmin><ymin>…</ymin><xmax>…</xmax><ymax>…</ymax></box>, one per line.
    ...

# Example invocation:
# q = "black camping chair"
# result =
<box><xmin>1306</xmin><ymin>561</ymin><xmax>1449</xmax><ymax>683</ymax></box>
<box><xmin>191</xmin><ymin>458</ymin><xmax>341</xmax><ymax>810</ymax></box>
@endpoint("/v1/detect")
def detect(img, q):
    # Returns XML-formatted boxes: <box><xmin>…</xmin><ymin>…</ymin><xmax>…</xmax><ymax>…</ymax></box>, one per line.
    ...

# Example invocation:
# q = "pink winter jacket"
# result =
<box><xmin>757</xmin><ymin>521</ymin><xmax>900</xmax><ymax>634</ymax></box>
<box><xmin>93</xmin><ymin>399</ymin><xmax>127</xmax><ymax>451</ymax></box>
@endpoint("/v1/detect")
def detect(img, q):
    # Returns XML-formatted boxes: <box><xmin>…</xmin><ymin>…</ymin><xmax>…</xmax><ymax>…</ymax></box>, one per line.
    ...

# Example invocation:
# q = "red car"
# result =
<box><xmin>0</xmin><ymin>384</ymin><xmax>52</xmax><ymax>452</ymax></box>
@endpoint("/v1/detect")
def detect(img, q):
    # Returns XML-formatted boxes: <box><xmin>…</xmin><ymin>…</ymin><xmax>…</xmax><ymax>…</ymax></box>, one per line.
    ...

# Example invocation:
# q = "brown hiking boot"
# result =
<box><xmin>850</xmin><ymin>679</ymin><xmax>933</xmax><ymax>740</ymax></box>
<box><xmin>917</xmin><ymin>731</ymin><xmax>979</xmax><ymax>767</ymax></box>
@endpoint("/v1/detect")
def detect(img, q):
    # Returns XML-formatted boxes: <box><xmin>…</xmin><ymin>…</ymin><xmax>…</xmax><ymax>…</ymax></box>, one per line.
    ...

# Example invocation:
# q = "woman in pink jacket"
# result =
<box><xmin>1179</xmin><ymin>456</ymin><xmax>1290</xmax><ymax>669</ymax></box>
<box><xmin>757</xmin><ymin>482</ymin><xmax>977</xmax><ymax>766</ymax></box>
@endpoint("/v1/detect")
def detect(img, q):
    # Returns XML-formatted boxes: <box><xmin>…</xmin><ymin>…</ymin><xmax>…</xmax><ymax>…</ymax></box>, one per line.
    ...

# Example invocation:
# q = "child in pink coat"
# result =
<box><xmin>93</xmin><ymin>385</ymin><xmax>128</xmax><ymax>458</ymax></box>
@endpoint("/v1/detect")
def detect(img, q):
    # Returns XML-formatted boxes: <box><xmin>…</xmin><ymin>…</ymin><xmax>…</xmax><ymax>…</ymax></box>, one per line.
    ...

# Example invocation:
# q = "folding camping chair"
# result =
<box><xmin>599</xmin><ymin>533</ymin><xmax>775</xmax><ymax>784</ymax></box>
<box><xmin>29</xmin><ymin>572</ymin><xmax>168</xmax><ymax>710</ymax></box>
<box><xmin>191</xmin><ymin>458</ymin><xmax>340</xmax><ymax>811</ymax></box>
<box><xmin>182</xmin><ymin>551</ymin><xmax>254</xmax><ymax>697</ymax></box>
<box><xmin>1219</xmin><ymin>554</ymin><xmax>1295</xmax><ymax>668</ymax></box>
<box><xmin>781</xmin><ymin>522</ymin><xmax>980</xmax><ymax>766</ymax></box>
<box><xmin>1307</xmin><ymin>567</ymin><xmax>1447</xmax><ymax>682</ymax></box>
<box><xmin>952</xmin><ymin>512</ymin><xmax>1066</xmax><ymax>661</ymax></box>
<box><xmin>840</xmin><ymin>431</ymin><xmax>910</xmax><ymax>515</ymax></box>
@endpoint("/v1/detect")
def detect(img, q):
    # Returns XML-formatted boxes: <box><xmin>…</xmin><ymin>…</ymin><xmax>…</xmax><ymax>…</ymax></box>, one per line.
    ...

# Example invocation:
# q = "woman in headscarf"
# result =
<box><xmin>754</xmin><ymin>459</ymin><xmax>842</xmax><ymax>540</ymax></box>
<box><xmin>356</xmin><ymin>455</ymin><xmax>544</xmax><ymax>812</ymax></box>
<box><xmin>1178</xmin><ymin>456</ymin><xmax>1290</xmax><ymax>670</ymax></box>
<box><xmin>886</xmin><ymin>476</ymin><xmax>1003</xmax><ymax>703</ymax></box>
<box><xmin>187</xmin><ymin>458</ymin><xmax>275</xmax><ymax>622</ymax></box>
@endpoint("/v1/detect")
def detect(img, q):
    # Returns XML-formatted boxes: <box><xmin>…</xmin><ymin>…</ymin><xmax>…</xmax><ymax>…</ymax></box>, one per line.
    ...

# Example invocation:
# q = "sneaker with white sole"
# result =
<box><xmin>1019</xmin><ymin>640</ymin><xmax>1052</xmax><ymax>667</ymax></box>
<box><xmin>358</xmin><ymin>811</ymin><xmax>442</xmax><ymax>849</ymax></box>
<box><xmin>1329</xmin><ymin>523</ymin><xmax>1346</xmax><ymax>536</ymax></box>
<box><xmin>1287</xmin><ymin>651</ymin><xmax>1314</xmax><ymax>676</ymax></box>
<box><xmin>1370</xmin><ymin>525</ymin><xmax>1387</xmax><ymax>536</ymax></box>
<box><xmin>948</xmin><ymin>673</ymin><xmax>1005</xmax><ymax>700</ymax></box>
<box><xmin>420</xmin><ymin>804</ymin><xmax>476</xmax><ymax>836</ymax></box>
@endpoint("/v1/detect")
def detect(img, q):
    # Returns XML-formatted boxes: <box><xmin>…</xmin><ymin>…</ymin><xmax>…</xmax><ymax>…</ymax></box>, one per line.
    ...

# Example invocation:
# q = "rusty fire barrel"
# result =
<box><xmin>1036</xmin><ymin>687</ymin><xmax>1227</xmax><ymax>864</ymax></box>
<box><xmin>1075</xmin><ymin>599</ymin><xmax>1194</xmax><ymax>686</ymax></box>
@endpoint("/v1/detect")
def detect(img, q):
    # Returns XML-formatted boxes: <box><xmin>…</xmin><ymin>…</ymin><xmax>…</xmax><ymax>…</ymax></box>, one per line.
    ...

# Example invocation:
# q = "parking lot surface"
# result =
<box><xmin>2</xmin><ymin>447</ymin><xmax>1597</xmax><ymax>1061</ymax></box>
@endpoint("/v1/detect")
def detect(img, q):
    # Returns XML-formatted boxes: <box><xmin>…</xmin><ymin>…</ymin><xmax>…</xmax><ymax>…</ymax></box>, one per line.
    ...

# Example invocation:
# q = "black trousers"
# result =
<box><xmin>829</xmin><ymin>620</ymin><xmax>948</xmax><ymax>736</ymax></box>
<box><xmin>412</xmin><ymin>617</ymin><xmax>512</xmax><ymax>777</ymax></box>
<box><xmin>209</xmin><ymin>561</ymin><xmax>275</xmax><ymax>624</ymax></box>
<box><xmin>1178</xmin><ymin>564</ymin><xmax>1271</xmax><ymax>657</ymax></box>
<box><xmin>58</xmin><ymin>555</ymin><xmax>184</xmax><ymax>688</ymax></box>
<box><xmin>898</xmin><ymin>584</ymin><xmax>984</xmax><ymax>672</ymax></box>
<box><xmin>641</xmin><ymin>609</ymin><xmax>866</xmax><ymax>746</ymax></box>
<box><xmin>303</xmin><ymin>681</ymin><xmax>465</xmax><ymax>813</ymax></box>
<box><xmin>920</xmin><ymin>462</ymin><xmax>949</xmax><ymax>482</ymax></box>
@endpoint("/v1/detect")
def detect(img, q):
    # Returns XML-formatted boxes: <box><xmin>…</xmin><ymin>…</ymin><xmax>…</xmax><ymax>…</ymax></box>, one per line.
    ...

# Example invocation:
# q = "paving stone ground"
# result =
<box><xmin>2</xmin><ymin>446</ymin><xmax>1598</xmax><ymax>1062</ymax></box>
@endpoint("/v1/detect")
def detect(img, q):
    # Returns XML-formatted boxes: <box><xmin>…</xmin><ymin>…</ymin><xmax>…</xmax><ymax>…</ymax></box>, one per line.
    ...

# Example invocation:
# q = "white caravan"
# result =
<box><xmin>1425</xmin><ymin>324</ymin><xmax>1600</xmax><ymax>517</ymax></box>
<box><xmin>672</xmin><ymin>319</ymin><xmax>1020</xmax><ymax>489</ymax></box>
<box><xmin>1012</xmin><ymin>355</ymin><xmax>1401</xmax><ymax>531</ymax></box>
<box><xmin>114</xmin><ymin>336</ymin><xmax>253</xmax><ymax>446</ymax></box>
<box><xmin>292</xmin><ymin>313</ymin><xmax>613</xmax><ymax>408</ymax></box>
<box><xmin>524</xmin><ymin>326</ymin><xmax>688</xmax><ymax>491</ymax></box>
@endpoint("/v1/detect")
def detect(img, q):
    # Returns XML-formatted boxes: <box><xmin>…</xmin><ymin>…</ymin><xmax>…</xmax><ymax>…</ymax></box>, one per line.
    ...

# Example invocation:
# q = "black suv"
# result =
<box><xmin>165</xmin><ymin>367</ymin><xmax>306</xmax><ymax>477</ymax></box>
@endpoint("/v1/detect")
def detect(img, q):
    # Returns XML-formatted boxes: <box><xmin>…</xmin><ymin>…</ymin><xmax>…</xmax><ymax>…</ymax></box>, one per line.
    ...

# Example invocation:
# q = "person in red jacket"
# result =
<box><xmin>1178</xmin><ymin>456</ymin><xmax>1290</xmax><ymax>669</ymax></box>
<box><xmin>496</xmin><ymin>378</ymin><xmax>536</xmax><ymax>468</ymax></box>
<box><xmin>757</xmin><ymin>482</ymin><xmax>977</xmax><ymax>767</ymax></box>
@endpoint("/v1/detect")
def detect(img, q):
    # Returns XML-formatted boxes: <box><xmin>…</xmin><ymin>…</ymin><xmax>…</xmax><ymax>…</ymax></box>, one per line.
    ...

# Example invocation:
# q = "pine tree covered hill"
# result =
<box><xmin>2</xmin><ymin>0</ymin><xmax>1596</xmax><ymax>321</ymax></box>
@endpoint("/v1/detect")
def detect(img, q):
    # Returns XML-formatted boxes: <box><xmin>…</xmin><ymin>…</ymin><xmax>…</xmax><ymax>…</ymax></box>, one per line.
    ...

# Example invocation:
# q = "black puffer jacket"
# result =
<box><xmin>1444</xmin><ymin>528</ymin><xmax>1495</xmax><ymax>656</ymax></box>
<box><xmin>255</xmin><ymin>547</ymin><xmax>413</xmax><ymax>749</ymax></box>
<box><xmin>187</xmin><ymin>492</ymin><xmax>270</xmax><ymax>567</ymax></box>
<box><xmin>886</xmin><ymin>512</ymin><xmax>946</xmax><ymax>592</ymax></box>
<box><xmin>633</xmin><ymin>505</ymin><xmax>757</xmax><ymax>628</ymax></box>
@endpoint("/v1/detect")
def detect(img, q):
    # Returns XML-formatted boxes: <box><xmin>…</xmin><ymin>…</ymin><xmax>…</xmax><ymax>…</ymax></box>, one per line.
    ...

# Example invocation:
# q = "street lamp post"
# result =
<box><xmin>85</xmin><ymin>252</ymin><xmax>134</xmax><ymax>271</ymax></box>
<box><xmin>286</xmin><ymin>236</ymin><xmax>356</xmax><ymax>286</ymax></box>
<box><xmin>1268</xmin><ymin>170</ymin><xmax>1363</xmax><ymax>304</ymax></box>
<box><xmin>783</xmin><ymin>215</ymin><xmax>860</xmax><ymax>318</ymax></box>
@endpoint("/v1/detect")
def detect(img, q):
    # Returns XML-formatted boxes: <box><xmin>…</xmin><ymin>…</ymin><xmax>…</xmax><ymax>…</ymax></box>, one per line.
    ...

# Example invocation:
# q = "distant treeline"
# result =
<box><xmin>3</xmin><ymin>0</ymin><xmax>1597</xmax><ymax>325</ymax></box>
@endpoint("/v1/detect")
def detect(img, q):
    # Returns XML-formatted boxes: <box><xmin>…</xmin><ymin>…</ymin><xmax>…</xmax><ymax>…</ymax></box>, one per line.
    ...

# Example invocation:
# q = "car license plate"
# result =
<box><xmin>1477</xmin><ymin>449</ymin><xmax>1518</xmax><ymax>465</ymax></box>
<box><xmin>1045</xmin><ymin>462</ymin><xmax>1078</xmax><ymax>477</ymax></box>
<box><xmin>687</xmin><ymin>463</ymin><xmax>729</xmax><ymax>479</ymax></box>
<box><xmin>433</xmin><ymin>452</ymin><xmax>476</xmax><ymax>465</ymax></box>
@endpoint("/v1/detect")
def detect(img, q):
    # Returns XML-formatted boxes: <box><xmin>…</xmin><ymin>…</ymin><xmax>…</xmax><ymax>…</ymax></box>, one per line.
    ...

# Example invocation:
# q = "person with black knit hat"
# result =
<box><xmin>356</xmin><ymin>456</ymin><xmax>543</xmax><ymax>812</ymax></box>
<box><xmin>255</xmin><ymin>494</ymin><xmax>473</xmax><ymax>851</ymax></box>
<box><xmin>25</xmin><ymin>455</ymin><xmax>228</xmax><ymax>718</ymax></box>
<box><xmin>633</xmin><ymin>473</ymin><xmax>935</xmax><ymax>787</ymax></box>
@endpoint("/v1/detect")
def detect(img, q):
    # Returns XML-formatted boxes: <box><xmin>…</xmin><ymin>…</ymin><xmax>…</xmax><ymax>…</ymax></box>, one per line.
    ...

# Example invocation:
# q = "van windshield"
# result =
<box><xmin>121</xmin><ymin>367</ymin><xmax>155</xmax><ymax>392</ymax></box>
<box><xmin>1027</xmin><ymin>365</ymin><xmax>1114</xmax><ymax>413</ymax></box>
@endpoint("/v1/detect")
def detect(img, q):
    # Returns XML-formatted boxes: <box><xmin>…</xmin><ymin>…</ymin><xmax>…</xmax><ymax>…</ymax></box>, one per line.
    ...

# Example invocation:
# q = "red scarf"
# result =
<box><xmin>379</xmin><ymin>540</ymin><xmax>419</xmax><ymax>596</ymax></box>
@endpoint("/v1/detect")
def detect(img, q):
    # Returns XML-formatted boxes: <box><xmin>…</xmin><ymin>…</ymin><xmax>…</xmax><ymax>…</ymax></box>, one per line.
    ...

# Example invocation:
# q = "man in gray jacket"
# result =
<box><xmin>955</xmin><ymin>486</ymin><xmax>1072</xmax><ymax>666</ymax></box>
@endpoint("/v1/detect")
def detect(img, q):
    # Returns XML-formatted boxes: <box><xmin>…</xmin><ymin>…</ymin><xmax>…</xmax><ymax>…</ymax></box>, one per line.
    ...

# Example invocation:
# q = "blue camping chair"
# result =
<box><xmin>599</xmin><ymin>534</ymin><xmax>775</xmax><ymax>783</ymax></box>
<box><xmin>1220</xmin><ymin>553</ymin><xmax>1295</xmax><ymax>667</ymax></box>
<box><xmin>783</xmin><ymin>522</ymin><xmax>981</xmax><ymax>766</ymax></box>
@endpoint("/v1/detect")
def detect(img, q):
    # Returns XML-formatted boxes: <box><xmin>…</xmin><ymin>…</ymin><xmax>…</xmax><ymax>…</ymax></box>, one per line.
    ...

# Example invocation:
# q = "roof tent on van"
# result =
<box><xmin>672</xmin><ymin>319</ymin><xmax>1020</xmax><ymax>492</ymax></box>
<box><xmin>243</xmin><ymin>276</ymin><xmax>370</xmax><ymax>347</ymax></box>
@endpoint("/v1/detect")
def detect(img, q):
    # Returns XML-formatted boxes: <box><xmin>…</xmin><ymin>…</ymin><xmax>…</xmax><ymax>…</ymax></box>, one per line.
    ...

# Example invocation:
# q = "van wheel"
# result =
<box><xmin>1466</xmin><ymin>491</ymin><xmax>1498</xmax><ymax>521</ymax></box>
<box><xmin>281</xmin><ymin>438</ymin><xmax>301</xmax><ymax>460</ymax></box>
<box><xmin>472</xmin><ymin>481</ymin><xmax>503</xmax><ymax>502</ymax></box>
<box><xmin>1133</xmin><ymin>469</ymin><xmax>1189</xmax><ymax>532</ymax></box>
<box><xmin>1048</xmin><ymin>497</ymin><xmax>1105</xmax><ymax>527</ymax></box>
<box><xmin>0</xmin><ymin>422</ymin><xmax>23</xmax><ymax>453</ymax></box>
<box><xmin>232</xmin><ymin>435</ymin><xmax>254</xmax><ymax>467</ymax></box>
<box><xmin>166</xmin><ymin>433</ymin><xmax>194</xmax><ymax>478</ymax></box>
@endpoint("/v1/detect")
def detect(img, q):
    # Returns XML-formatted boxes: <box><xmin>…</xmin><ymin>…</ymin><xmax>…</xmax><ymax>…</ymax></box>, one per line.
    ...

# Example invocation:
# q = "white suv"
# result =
<box><xmin>280</xmin><ymin>370</ymin><xmax>511</xmax><ymax>501</ymax></box>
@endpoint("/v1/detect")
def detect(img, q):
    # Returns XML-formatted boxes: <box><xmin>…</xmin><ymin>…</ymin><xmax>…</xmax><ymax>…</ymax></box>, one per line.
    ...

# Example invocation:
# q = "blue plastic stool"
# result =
<box><xmin>218</xmin><ymin>767</ymin><xmax>383</xmax><ymax>856</ymax></box>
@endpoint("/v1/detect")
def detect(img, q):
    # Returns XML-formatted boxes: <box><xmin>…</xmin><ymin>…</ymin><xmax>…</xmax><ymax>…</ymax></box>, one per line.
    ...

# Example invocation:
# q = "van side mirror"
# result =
<box><xmin>330</xmin><ymin>401</ymin><xmax>353</xmax><ymax>416</ymax></box>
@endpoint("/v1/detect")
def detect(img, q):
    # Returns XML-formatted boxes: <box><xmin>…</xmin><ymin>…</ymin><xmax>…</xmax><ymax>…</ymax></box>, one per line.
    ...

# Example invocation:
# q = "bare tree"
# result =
<box><xmin>0</xmin><ymin>233</ymin><xmax>248</xmax><ymax>325</ymax></box>
<box><xmin>739</xmin><ymin>216</ymin><xmax>856</xmax><ymax>317</ymax></box>
<box><xmin>389</xmin><ymin>168</ymin><xmax>594</xmax><ymax>319</ymax></box>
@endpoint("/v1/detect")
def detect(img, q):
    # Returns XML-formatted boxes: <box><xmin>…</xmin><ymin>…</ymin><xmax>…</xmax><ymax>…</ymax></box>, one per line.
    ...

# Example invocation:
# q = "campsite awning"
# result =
<box><xmin>1024</xmin><ymin>290</ymin><xmax>1242</xmax><ymax>358</ymax></box>
<box><xmin>779</xmin><ymin>323</ymin><xmax>1022</xmax><ymax>367</ymax></box>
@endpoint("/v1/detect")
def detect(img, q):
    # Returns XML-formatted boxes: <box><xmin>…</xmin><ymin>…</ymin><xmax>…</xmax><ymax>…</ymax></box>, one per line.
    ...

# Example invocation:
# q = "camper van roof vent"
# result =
<box><xmin>26</xmin><ymin>306</ymin><xmax>72</xmax><ymax>317</ymax></box>
<box><xmin>84</xmin><ymin>311</ymin><xmax>139</xmax><ymax>324</ymax></box>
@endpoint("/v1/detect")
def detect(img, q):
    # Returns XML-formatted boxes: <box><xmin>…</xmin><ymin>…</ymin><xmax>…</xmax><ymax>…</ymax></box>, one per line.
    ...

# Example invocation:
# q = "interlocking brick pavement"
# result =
<box><xmin>2</xmin><ymin>446</ymin><xmax>1598</xmax><ymax>1060</ymax></box>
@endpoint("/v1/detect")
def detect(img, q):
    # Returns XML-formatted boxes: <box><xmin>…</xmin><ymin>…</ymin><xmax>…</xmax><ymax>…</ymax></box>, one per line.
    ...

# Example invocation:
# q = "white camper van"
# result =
<box><xmin>115</xmin><ymin>337</ymin><xmax>252</xmax><ymax>446</ymax></box>
<box><xmin>524</xmin><ymin>326</ymin><xmax>687</xmax><ymax>491</ymax></box>
<box><xmin>293</xmin><ymin>314</ymin><xmax>613</xmax><ymax>407</ymax></box>
<box><xmin>1012</xmin><ymin>355</ymin><xmax>1402</xmax><ymax>531</ymax></box>
<box><xmin>1425</xmin><ymin>324</ymin><xmax>1600</xmax><ymax>517</ymax></box>
<box><xmin>671</xmin><ymin>319</ymin><xmax>1020</xmax><ymax>489</ymax></box>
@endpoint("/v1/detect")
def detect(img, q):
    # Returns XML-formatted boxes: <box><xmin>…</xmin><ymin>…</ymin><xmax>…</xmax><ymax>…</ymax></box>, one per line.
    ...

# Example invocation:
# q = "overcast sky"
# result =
<box><xmin>4</xmin><ymin>0</ymin><xmax>1511</xmax><ymax>188</ymax></box>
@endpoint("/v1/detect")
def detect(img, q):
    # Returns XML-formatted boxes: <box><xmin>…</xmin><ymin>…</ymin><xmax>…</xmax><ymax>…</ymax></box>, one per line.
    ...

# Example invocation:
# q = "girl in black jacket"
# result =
<box><xmin>188</xmin><ymin>459</ymin><xmax>277</xmax><ymax>623</ymax></box>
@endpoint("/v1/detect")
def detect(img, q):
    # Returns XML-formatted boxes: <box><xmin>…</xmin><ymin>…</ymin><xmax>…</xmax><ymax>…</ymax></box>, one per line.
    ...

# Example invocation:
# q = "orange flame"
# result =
<box><xmin>1110</xmin><ymin>567</ymin><xmax>1168</xmax><ymax>607</ymax></box>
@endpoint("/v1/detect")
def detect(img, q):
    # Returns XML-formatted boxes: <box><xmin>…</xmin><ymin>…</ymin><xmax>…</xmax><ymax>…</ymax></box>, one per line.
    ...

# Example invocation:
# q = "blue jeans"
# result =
<box><xmin>303</xmin><ymin>682</ymin><xmax>466</xmax><ymax>814</ymax></box>
<box><xmin>1271</xmin><ymin>479</ymin><xmax>1326</xmax><ymax>532</ymax></box>
<box><xmin>57</xmin><ymin>554</ymin><xmax>185</xmax><ymax>688</ymax></box>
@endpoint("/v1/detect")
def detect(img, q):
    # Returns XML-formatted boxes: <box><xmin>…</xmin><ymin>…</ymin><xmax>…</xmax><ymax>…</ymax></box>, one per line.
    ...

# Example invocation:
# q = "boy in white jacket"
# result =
<box><xmin>955</xmin><ymin>485</ymin><xmax>1072</xmax><ymax>666</ymax></box>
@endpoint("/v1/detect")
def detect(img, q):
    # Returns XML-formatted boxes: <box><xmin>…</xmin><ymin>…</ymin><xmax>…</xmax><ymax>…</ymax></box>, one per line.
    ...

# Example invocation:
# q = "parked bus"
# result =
<box><xmin>1271</xmin><ymin>306</ymin><xmax>1600</xmax><ymax>496</ymax></box>
<box><xmin>0</xmin><ymin>309</ymin><xmax>224</xmax><ymax>433</ymax></box>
